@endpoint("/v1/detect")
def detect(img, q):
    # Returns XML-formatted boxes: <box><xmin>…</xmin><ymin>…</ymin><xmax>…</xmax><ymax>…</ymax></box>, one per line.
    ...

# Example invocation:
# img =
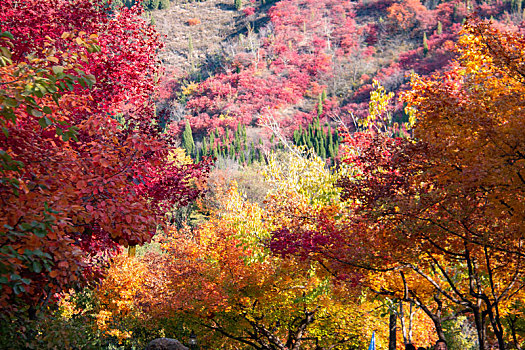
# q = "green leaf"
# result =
<box><xmin>42</xmin><ymin>106</ymin><xmax>52</xmax><ymax>114</ymax></box>
<box><xmin>31</xmin><ymin>109</ymin><xmax>43</xmax><ymax>117</ymax></box>
<box><xmin>32</xmin><ymin>249</ymin><xmax>44</xmax><ymax>257</ymax></box>
<box><xmin>66</xmin><ymin>81</ymin><xmax>74</xmax><ymax>91</ymax></box>
<box><xmin>85</xmin><ymin>74</ymin><xmax>96</xmax><ymax>85</ymax></box>
<box><xmin>38</xmin><ymin>116</ymin><xmax>52</xmax><ymax>128</ymax></box>
<box><xmin>0</xmin><ymin>31</ymin><xmax>14</xmax><ymax>40</ymax></box>
<box><xmin>21</xmin><ymin>278</ymin><xmax>31</xmax><ymax>285</ymax></box>
<box><xmin>4</xmin><ymin>98</ymin><xmax>17</xmax><ymax>107</ymax></box>
<box><xmin>38</xmin><ymin>117</ymin><xmax>48</xmax><ymax>128</ymax></box>
<box><xmin>52</xmin><ymin>66</ymin><xmax>64</xmax><ymax>75</ymax></box>
<box><xmin>0</xmin><ymin>47</ymin><xmax>11</xmax><ymax>60</ymax></box>
<box><xmin>10</xmin><ymin>274</ymin><xmax>20</xmax><ymax>281</ymax></box>
<box><xmin>19</xmin><ymin>223</ymin><xmax>32</xmax><ymax>231</ymax></box>
<box><xmin>34</xmin><ymin>229</ymin><xmax>47</xmax><ymax>238</ymax></box>
<box><xmin>32</xmin><ymin>261</ymin><xmax>42</xmax><ymax>274</ymax></box>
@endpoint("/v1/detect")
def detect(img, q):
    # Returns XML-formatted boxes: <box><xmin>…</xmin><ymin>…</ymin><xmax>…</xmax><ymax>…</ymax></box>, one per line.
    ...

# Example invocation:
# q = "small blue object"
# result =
<box><xmin>367</xmin><ymin>331</ymin><xmax>376</xmax><ymax>350</ymax></box>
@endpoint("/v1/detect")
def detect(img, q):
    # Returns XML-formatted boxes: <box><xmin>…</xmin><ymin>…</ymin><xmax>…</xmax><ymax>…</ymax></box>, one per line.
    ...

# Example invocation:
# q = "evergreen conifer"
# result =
<box><xmin>317</xmin><ymin>94</ymin><xmax>323</xmax><ymax>116</ymax></box>
<box><xmin>202</xmin><ymin>137</ymin><xmax>208</xmax><ymax>156</ymax></box>
<box><xmin>423</xmin><ymin>32</ymin><xmax>429</xmax><ymax>56</ymax></box>
<box><xmin>159</xmin><ymin>0</ymin><xmax>170</xmax><ymax>10</ymax></box>
<box><xmin>328</xmin><ymin>143</ymin><xmax>335</xmax><ymax>159</ymax></box>
<box><xmin>320</xmin><ymin>143</ymin><xmax>326</xmax><ymax>159</ymax></box>
<box><xmin>327</xmin><ymin>125</ymin><xmax>333</xmax><ymax>149</ymax></box>
<box><xmin>235</xmin><ymin>0</ymin><xmax>242</xmax><ymax>10</ymax></box>
<box><xmin>182</xmin><ymin>120</ymin><xmax>195</xmax><ymax>157</ymax></box>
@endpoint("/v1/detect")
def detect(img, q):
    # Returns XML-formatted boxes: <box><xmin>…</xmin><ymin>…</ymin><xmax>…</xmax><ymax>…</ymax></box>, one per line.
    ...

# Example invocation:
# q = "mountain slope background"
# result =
<box><xmin>151</xmin><ymin>0</ymin><xmax>521</xmax><ymax>166</ymax></box>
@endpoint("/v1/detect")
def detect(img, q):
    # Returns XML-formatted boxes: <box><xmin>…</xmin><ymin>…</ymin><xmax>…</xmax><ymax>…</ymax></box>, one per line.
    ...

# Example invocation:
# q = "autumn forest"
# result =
<box><xmin>1</xmin><ymin>0</ymin><xmax>525</xmax><ymax>349</ymax></box>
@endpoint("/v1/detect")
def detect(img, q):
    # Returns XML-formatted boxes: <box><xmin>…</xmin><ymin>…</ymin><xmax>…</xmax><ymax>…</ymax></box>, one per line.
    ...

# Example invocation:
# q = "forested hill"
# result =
<box><xmin>150</xmin><ymin>0</ymin><xmax>517</xmax><ymax>164</ymax></box>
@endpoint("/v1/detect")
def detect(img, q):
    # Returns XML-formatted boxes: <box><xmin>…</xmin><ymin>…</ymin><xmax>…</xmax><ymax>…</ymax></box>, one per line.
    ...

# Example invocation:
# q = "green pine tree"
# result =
<box><xmin>423</xmin><ymin>32</ymin><xmax>429</xmax><ymax>56</ymax></box>
<box><xmin>202</xmin><ymin>137</ymin><xmax>208</xmax><ymax>156</ymax></box>
<box><xmin>112</xmin><ymin>0</ymin><xmax>124</xmax><ymax>9</ymax></box>
<box><xmin>182</xmin><ymin>120</ymin><xmax>195</xmax><ymax>157</ymax></box>
<box><xmin>320</xmin><ymin>142</ymin><xmax>327</xmax><ymax>159</ymax></box>
<box><xmin>235</xmin><ymin>127</ymin><xmax>241</xmax><ymax>151</ymax></box>
<box><xmin>249</xmin><ymin>142</ymin><xmax>255</xmax><ymax>164</ymax></box>
<box><xmin>314</xmin><ymin>118</ymin><xmax>321</xmax><ymax>141</ymax></box>
<box><xmin>159</xmin><ymin>0</ymin><xmax>170</xmax><ymax>10</ymax></box>
<box><xmin>239</xmin><ymin>151</ymin><xmax>245</xmax><ymax>164</ymax></box>
<box><xmin>515</xmin><ymin>0</ymin><xmax>523</xmax><ymax>13</ymax></box>
<box><xmin>328</xmin><ymin>143</ymin><xmax>335</xmax><ymax>159</ymax></box>
<box><xmin>293</xmin><ymin>129</ymin><xmax>300</xmax><ymax>145</ymax></box>
<box><xmin>257</xmin><ymin>139</ymin><xmax>264</xmax><ymax>163</ymax></box>
<box><xmin>334</xmin><ymin>129</ymin><xmax>340</xmax><ymax>156</ymax></box>
<box><xmin>235</xmin><ymin>0</ymin><xmax>242</xmax><ymax>10</ymax></box>
<box><xmin>236</xmin><ymin>140</ymin><xmax>241</xmax><ymax>154</ymax></box>
<box><xmin>317</xmin><ymin>93</ymin><xmax>323</xmax><ymax>116</ymax></box>
<box><xmin>236</xmin><ymin>122</ymin><xmax>242</xmax><ymax>135</ymax></box>
<box><xmin>301</xmin><ymin>131</ymin><xmax>307</xmax><ymax>147</ymax></box>
<box><xmin>195</xmin><ymin>149</ymin><xmax>201</xmax><ymax>162</ymax></box>
<box><xmin>327</xmin><ymin>125</ymin><xmax>333</xmax><ymax>149</ymax></box>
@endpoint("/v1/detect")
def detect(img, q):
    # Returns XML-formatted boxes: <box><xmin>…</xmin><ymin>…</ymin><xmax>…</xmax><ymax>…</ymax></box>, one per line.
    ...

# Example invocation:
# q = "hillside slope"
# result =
<box><xmin>151</xmin><ymin>0</ymin><xmax>520</xmax><ymax>163</ymax></box>
<box><xmin>152</xmin><ymin>0</ymin><xmax>267</xmax><ymax>70</ymax></box>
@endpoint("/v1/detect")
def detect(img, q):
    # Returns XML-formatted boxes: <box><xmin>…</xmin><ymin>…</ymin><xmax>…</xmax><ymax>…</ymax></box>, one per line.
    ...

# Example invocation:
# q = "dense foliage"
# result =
<box><xmin>0</xmin><ymin>0</ymin><xmax>210</xmax><ymax>345</ymax></box>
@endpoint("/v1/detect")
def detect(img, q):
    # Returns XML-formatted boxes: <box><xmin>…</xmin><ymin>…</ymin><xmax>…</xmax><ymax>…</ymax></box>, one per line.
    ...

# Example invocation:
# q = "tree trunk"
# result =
<box><xmin>473</xmin><ymin>308</ymin><xmax>486</xmax><ymax>350</ymax></box>
<box><xmin>389</xmin><ymin>311</ymin><xmax>397</xmax><ymax>350</ymax></box>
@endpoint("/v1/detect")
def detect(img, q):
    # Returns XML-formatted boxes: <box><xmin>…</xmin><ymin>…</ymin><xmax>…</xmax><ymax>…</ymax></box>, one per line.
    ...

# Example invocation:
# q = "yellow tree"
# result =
<box><xmin>89</xmin><ymin>147</ymin><xmax>388</xmax><ymax>349</ymax></box>
<box><xmin>151</xmin><ymin>182</ymin><xmax>381</xmax><ymax>350</ymax></box>
<box><xmin>397</xmin><ymin>18</ymin><xmax>525</xmax><ymax>349</ymax></box>
<box><xmin>332</xmin><ymin>20</ymin><xmax>525</xmax><ymax>347</ymax></box>
<box><xmin>271</xmin><ymin>25</ymin><xmax>525</xmax><ymax>346</ymax></box>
